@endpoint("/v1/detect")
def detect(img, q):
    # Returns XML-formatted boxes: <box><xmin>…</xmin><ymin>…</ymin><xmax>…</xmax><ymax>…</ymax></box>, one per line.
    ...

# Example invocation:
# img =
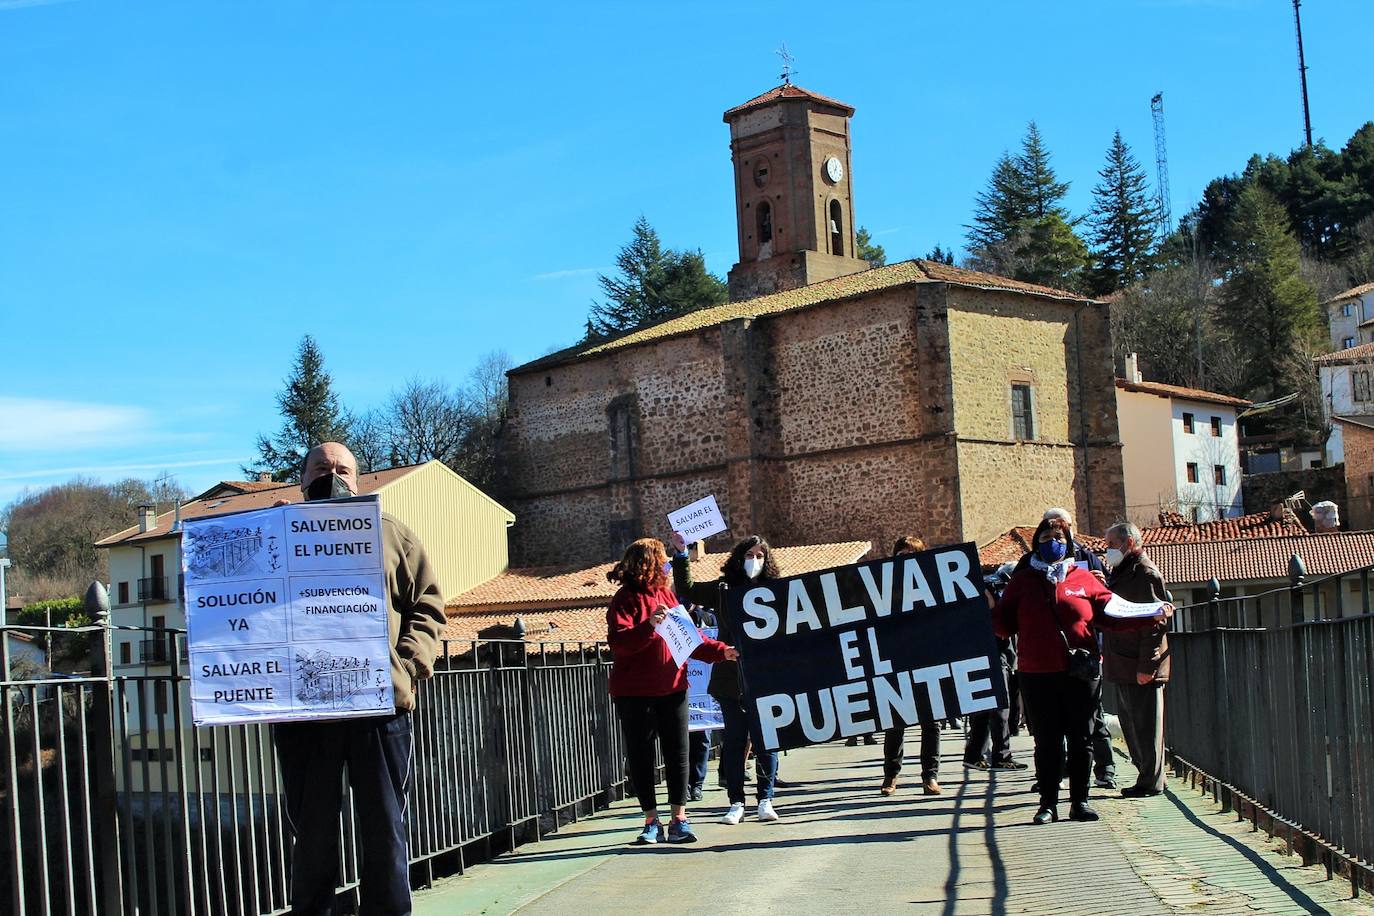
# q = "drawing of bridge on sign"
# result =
<box><xmin>294</xmin><ymin>650</ymin><xmax>385</xmax><ymax>709</ymax></box>
<box><xmin>185</xmin><ymin>524</ymin><xmax>266</xmax><ymax>579</ymax></box>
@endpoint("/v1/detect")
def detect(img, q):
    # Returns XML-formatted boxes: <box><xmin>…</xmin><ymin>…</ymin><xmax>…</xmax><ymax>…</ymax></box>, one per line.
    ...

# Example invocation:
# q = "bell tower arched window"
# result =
<box><xmin>829</xmin><ymin>200</ymin><xmax>844</xmax><ymax>256</ymax></box>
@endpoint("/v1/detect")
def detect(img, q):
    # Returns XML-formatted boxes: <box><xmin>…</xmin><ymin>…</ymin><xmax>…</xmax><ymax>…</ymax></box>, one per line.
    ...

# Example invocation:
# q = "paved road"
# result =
<box><xmin>415</xmin><ymin>732</ymin><xmax>1372</xmax><ymax>915</ymax></box>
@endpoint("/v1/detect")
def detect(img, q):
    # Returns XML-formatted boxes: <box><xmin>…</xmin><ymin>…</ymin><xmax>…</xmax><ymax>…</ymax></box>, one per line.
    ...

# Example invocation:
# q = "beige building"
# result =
<box><xmin>499</xmin><ymin>82</ymin><xmax>1125</xmax><ymax>568</ymax></box>
<box><xmin>1115</xmin><ymin>356</ymin><xmax>1250</xmax><ymax>526</ymax></box>
<box><xmin>94</xmin><ymin>460</ymin><xmax>514</xmax><ymax>790</ymax></box>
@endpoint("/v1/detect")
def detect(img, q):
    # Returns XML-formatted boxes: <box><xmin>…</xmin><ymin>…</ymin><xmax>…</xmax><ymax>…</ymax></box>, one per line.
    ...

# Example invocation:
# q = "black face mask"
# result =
<box><xmin>304</xmin><ymin>473</ymin><xmax>352</xmax><ymax>501</ymax></box>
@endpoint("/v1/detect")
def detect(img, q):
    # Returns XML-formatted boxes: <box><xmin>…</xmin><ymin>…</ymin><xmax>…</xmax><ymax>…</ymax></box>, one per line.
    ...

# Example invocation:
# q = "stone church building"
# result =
<box><xmin>500</xmin><ymin>84</ymin><xmax>1125</xmax><ymax>567</ymax></box>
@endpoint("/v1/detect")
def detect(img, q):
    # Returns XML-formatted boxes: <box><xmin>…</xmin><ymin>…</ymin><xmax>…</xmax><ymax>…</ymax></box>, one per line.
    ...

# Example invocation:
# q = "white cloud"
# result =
<box><xmin>0</xmin><ymin>456</ymin><xmax>254</xmax><ymax>482</ymax></box>
<box><xmin>0</xmin><ymin>397</ymin><xmax>152</xmax><ymax>450</ymax></box>
<box><xmin>532</xmin><ymin>267</ymin><xmax>601</xmax><ymax>281</ymax></box>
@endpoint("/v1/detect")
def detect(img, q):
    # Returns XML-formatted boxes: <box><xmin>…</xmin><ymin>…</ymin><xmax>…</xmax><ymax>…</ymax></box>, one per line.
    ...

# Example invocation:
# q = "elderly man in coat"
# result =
<box><xmin>1103</xmin><ymin>522</ymin><xmax>1171</xmax><ymax>797</ymax></box>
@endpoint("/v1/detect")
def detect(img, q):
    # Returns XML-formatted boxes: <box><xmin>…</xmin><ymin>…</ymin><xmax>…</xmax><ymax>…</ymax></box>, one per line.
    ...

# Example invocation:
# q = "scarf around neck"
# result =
<box><xmin>1029</xmin><ymin>554</ymin><xmax>1075</xmax><ymax>584</ymax></box>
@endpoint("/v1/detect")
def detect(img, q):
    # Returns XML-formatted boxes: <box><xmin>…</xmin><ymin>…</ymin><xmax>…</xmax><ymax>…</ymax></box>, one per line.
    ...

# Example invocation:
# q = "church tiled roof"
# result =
<box><xmin>723</xmin><ymin>83</ymin><xmax>855</xmax><ymax>120</ymax></box>
<box><xmin>513</xmin><ymin>259</ymin><xmax>1097</xmax><ymax>375</ymax></box>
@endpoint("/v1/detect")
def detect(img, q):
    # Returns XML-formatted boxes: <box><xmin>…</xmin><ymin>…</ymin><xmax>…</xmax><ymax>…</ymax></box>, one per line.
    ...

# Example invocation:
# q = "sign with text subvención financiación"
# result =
<box><xmin>181</xmin><ymin>495</ymin><xmax>394</xmax><ymax>726</ymax></box>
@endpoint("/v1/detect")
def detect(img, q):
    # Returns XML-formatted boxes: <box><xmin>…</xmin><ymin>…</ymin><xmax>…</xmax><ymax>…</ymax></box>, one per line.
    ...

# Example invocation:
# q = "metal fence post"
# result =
<box><xmin>1289</xmin><ymin>554</ymin><xmax>1306</xmax><ymax>625</ymax></box>
<box><xmin>1207</xmin><ymin>577</ymin><xmax>1221</xmax><ymax>631</ymax></box>
<box><xmin>85</xmin><ymin>583</ymin><xmax>125</xmax><ymax>915</ymax></box>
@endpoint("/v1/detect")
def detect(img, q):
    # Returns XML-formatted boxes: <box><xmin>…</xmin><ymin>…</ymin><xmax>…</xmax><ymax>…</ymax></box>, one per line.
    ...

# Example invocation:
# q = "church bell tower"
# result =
<box><xmin>723</xmin><ymin>83</ymin><xmax>870</xmax><ymax>302</ymax></box>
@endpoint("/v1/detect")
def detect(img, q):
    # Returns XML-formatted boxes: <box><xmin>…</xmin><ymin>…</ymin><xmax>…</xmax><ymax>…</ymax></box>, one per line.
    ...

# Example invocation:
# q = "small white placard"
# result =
<box><xmin>668</xmin><ymin>495</ymin><xmax>727</xmax><ymax>543</ymax></box>
<box><xmin>687</xmin><ymin>626</ymin><xmax>723</xmax><ymax>732</ymax></box>
<box><xmin>1104</xmin><ymin>595</ymin><xmax>1169</xmax><ymax>619</ymax></box>
<box><xmin>654</xmin><ymin>604</ymin><xmax>703</xmax><ymax>668</ymax></box>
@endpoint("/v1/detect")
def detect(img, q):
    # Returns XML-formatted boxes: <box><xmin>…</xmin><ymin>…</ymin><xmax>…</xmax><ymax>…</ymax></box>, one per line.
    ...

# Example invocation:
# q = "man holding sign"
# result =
<box><xmin>1102</xmin><ymin>522</ymin><xmax>1172</xmax><ymax>798</ymax></box>
<box><xmin>270</xmin><ymin>442</ymin><xmax>446</xmax><ymax>915</ymax></box>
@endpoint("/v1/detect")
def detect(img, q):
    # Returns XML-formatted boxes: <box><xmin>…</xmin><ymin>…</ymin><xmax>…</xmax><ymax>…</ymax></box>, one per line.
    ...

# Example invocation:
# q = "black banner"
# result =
<box><xmin>726</xmin><ymin>542</ymin><xmax>1007</xmax><ymax>752</ymax></box>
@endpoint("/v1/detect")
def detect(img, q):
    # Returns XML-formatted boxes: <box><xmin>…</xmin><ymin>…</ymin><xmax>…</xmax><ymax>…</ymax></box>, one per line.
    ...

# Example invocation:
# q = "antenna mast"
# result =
<box><xmin>1293</xmin><ymin>0</ymin><xmax>1313</xmax><ymax>146</ymax></box>
<box><xmin>1150</xmin><ymin>92</ymin><xmax>1173</xmax><ymax>239</ymax></box>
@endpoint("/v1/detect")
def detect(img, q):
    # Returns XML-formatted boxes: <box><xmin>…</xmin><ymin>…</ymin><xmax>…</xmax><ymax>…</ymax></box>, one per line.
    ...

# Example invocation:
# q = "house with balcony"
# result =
<box><xmin>1316</xmin><ymin>340</ymin><xmax>1374</xmax><ymax>466</ymax></box>
<box><xmin>94</xmin><ymin>460</ymin><xmax>515</xmax><ymax>790</ymax></box>
<box><xmin>1115</xmin><ymin>355</ymin><xmax>1251</xmax><ymax>526</ymax></box>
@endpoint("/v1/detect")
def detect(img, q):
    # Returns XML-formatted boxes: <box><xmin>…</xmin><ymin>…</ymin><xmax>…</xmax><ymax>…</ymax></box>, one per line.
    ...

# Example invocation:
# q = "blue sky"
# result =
<box><xmin>2</xmin><ymin>0</ymin><xmax>1372</xmax><ymax>517</ymax></box>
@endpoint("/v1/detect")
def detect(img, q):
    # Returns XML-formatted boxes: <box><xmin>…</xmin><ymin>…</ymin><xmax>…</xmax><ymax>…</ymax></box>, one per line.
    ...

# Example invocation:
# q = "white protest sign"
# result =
<box><xmin>668</xmin><ymin>495</ymin><xmax>727</xmax><ymax>543</ymax></box>
<box><xmin>687</xmin><ymin>626</ymin><xmax>723</xmax><ymax>732</ymax></box>
<box><xmin>1104</xmin><ymin>594</ymin><xmax>1169</xmax><ymax>619</ymax></box>
<box><xmin>182</xmin><ymin>495</ymin><xmax>394</xmax><ymax>726</ymax></box>
<box><xmin>653</xmin><ymin>604</ymin><xmax>702</xmax><ymax>669</ymax></box>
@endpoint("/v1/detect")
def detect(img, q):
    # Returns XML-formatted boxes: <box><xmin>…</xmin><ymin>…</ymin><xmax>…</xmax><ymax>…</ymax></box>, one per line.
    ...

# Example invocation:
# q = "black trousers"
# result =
<box><xmin>883</xmin><ymin>724</ymin><xmax>940</xmax><ymax>779</ymax></box>
<box><xmin>615</xmin><ymin>691</ymin><xmax>689</xmax><ymax>812</ymax></box>
<box><xmin>1020</xmin><ymin>672</ymin><xmax>1101</xmax><ymax>808</ymax></box>
<box><xmin>273</xmin><ymin>711</ymin><xmax>414</xmax><ymax>916</ymax></box>
<box><xmin>964</xmin><ymin>656</ymin><xmax>1014</xmax><ymax>765</ymax></box>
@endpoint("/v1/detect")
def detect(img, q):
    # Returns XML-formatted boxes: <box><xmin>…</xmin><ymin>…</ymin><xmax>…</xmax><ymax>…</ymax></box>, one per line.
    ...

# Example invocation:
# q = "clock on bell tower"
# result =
<box><xmin>723</xmin><ymin>83</ymin><xmax>870</xmax><ymax>302</ymax></box>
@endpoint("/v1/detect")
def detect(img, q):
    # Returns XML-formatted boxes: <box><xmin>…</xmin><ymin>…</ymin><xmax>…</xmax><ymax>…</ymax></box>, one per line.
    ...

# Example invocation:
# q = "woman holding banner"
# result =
<box><xmin>607</xmin><ymin>538</ymin><xmax>738</xmax><ymax>845</ymax></box>
<box><xmin>670</xmin><ymin>532</ymin><xmax>784</xmax><ymax>826</ymax></box>
<box><xmin>993</xmin><ymin>516</ymin><xmax>1167</xmax><ymax>826</ymax></box>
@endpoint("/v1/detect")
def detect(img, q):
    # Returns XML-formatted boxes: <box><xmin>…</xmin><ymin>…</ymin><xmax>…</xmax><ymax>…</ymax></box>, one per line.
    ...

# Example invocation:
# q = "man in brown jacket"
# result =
<box><xmin>1103</xmin><ymin>522</ymin><xmax>1170</xmax><ymax>797</ymax></box>
<box><xmin>273</xmin><ymin>441</ymin><xmax>447</xmax><ymax>915</ymax></box>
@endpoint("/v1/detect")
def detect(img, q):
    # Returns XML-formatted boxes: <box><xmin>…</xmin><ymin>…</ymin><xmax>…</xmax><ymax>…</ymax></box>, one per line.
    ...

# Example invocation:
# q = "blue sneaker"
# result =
<box><xmin>667</xmin><ymin>817</ymin><xmax>697</xmax><ymax>844</ymax></box>
<box><xmin>634</xmin><ymin>818</ymin><xmax>665</xmax><ymax>845</ymax></box>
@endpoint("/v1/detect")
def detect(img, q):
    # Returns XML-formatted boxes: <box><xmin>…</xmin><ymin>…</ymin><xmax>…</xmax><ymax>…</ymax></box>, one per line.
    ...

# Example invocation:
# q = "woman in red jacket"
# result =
<box><xmin>607</xmin><ymin>537</ymin><xmax>737</xmax><ymax>845</ymax></box>
<box><xmin>993</xmin><ymin>517</ymin><xmax>1166</xmax><ymax>826</ymax></box>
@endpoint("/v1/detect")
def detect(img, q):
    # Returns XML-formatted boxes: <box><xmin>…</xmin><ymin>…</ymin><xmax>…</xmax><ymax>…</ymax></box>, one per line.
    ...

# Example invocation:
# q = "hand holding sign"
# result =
<box><xmin>1104</xmin><ymin>595</ymin><xmax>1172</xmax><ymax>620</ymax></box>
<box><xmin>667</xmin><ymin>496</ymin><xmax>727</xmax><ymax>544</ymax></box>
<box><xmin>653</xmin><ymin>604</ymin><xmax>703</xmax><ymax>668</ymax></box>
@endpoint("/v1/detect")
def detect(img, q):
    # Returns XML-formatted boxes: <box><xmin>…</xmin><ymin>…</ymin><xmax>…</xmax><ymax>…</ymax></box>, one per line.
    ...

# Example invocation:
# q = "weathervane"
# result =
<box><xmin>776</xmin><ymin>43</ymin><xmax>797</xmax><ymax>85</ymax></box>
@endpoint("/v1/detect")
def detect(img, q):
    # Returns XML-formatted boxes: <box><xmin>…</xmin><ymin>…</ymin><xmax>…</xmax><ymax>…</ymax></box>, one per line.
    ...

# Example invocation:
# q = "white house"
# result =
<box><xmin>1115</xmin><ymin>355</ymin><xmax>1250</xmax><ymax>526</ymax></box>
<box><xmin>1315</xmin><ymin>340</ymin><xmax>1374</xmax><ymax>464</ymax></box>
<box><xmin>1325</xmin><ymin>281</ymin><xmax>1374</xmax><ymax>352</ymax></box>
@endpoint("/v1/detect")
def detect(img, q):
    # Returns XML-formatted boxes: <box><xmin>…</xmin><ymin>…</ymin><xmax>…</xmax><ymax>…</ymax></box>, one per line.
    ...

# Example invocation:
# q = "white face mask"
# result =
<box><xmin>1104</xmin><ymin>548</ymin><xmax>1125</xmax><ymax>568</ymax></box>
<box><xmin>743</xmin><ymin>556</ymin><xmax>764</xmax><ymax>579</ymax></box>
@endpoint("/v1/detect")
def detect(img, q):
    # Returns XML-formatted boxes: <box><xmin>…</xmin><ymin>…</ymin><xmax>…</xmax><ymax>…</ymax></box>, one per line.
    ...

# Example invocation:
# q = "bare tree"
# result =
<box><xmin>382</xmin><ymin>378</ymin><xmax>473</xmax><ymax>467</ymax></box>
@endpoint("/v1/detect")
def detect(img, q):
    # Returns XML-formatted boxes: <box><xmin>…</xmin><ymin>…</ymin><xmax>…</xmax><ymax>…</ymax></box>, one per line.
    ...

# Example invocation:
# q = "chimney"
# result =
<box><xmin>1311</xmin><ymin>500</ymin><xmax>1340</xmax><ymax>533</ymax></box>
<box><xmin>257</xmin><ymin>472</ymin><xmax>273</xmax><ymax>482</ymax></box>
<box><xmin>137</xmin><ymin>504</ymin><xmax>157</xmax><ymax>533</ymax></box>
<box><xmin>690</xmin><ymin>540</ymin><xmax>708</xmax><ymax>561</ymax></box>
<box><xmin>1126</xmin><ymin>352</ymin><xmax>1143</xmax><ymax>383</ymax></box>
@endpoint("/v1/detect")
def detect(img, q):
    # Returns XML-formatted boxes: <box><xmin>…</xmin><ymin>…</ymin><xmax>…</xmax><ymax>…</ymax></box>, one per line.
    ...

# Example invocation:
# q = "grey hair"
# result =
<box><xmin>1106</xmin><ymin>521</ymin><xmax>1141</xmax><ymax>544</ymax></box>
<box><xmin>1043</xmin><ymin>507</ymin><xmax>1073</xmax><ymax>524</ymax></box>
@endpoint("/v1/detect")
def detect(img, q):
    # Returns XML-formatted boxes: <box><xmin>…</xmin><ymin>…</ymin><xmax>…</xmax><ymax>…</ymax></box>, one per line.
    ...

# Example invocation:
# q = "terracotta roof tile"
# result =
<box><xmin>1115</xmin><ymin>377</ymin><xmax>1251</xmax><ymax>409</ymax></box>
<box><xmin>1333</xmin><ymin>414</ymin><xmax>1374</xmax><ymax>431</ymax></box>
<box><xmin>1322</xmin><ymin>280</ymin><xmax>1374</xmax><ymax>306</ymax></box>
<box><xmin>95</xmin><ymin>464</ymin><xmax>424</xmax><ymax>547</ymax></box>
<box><xmin>441</xmin><ymin>608</ymin><xmax>609</xmax><ymax>654</ymax></box>
<box><xmin>723</xmin><ymin>83</ymin><xmax>854</xmax><ymax>120</ymax></box>
<box><xmin>1314</xmin><ymin>341</ymin><xmax>1374</xmax><ymax>365</ymax></box>
<box><xmin>978</xmin><ymin>527</ymin><xmax>1105</xmax><ymax>571</ymax></box>
<box><xmin>1141</xmin><ymin>509</ymin><xmax>1308</xmax><ymax>544</ymax></box>
<box><xmin>448</xmin><ymin>540</ymin><xmax>874</xmax><ymax>611</ymax></box>
<box><xmin>1149</xmin><ymin>532</ymin><xmax>1374</xmax><ymax>585</ymax></box>
<box><xmin>513</xmin><ymin>260</ymin><xmax>1096</xmax><ymax>375</ymax></box>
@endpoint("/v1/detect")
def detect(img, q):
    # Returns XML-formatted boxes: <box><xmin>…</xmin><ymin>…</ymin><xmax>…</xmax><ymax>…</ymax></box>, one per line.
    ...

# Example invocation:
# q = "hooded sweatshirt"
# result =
<box><xmin>606</xmin><ymin>583</ymin><xmax>730</xmax><ymax>697</ymax></box>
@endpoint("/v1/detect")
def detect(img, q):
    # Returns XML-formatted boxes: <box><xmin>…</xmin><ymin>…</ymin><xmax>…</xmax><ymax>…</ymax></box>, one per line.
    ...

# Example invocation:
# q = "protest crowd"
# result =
<box><xmin>603</xmin><ymin>506</ymin><xmax>1173</xmax><ymax>846</ymax></box>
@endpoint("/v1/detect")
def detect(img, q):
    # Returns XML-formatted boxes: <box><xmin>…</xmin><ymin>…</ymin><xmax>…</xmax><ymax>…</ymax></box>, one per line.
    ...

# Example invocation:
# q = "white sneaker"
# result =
<box><xmin>757</xmin><ymin>799</ymin><xmax>779</xmax><ymax>822</ymax></box>
<box><xmin>719</xmin><ymin>802</ymin><xmax>745</xmax><ymax>825</ymax></box>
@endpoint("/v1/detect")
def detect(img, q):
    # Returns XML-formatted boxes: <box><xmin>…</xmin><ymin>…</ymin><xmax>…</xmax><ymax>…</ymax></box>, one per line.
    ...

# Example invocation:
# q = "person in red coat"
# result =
<box><xmin>993</xmin><ymin>516</ymin><xmax>1167</xmax><ymax>825</ymax></box>
<box><xmin>606</xmin><ymin>537</ymin><xmax>737</xmax><ymax>845</ymax></box>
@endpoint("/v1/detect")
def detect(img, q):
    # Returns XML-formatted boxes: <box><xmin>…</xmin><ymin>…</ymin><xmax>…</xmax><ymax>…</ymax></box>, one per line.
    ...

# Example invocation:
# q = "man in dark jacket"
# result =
<box><xmin>1103</xmin><ymin>522</ymin><xmax>1171</xmax><ymax>797</ymax></box>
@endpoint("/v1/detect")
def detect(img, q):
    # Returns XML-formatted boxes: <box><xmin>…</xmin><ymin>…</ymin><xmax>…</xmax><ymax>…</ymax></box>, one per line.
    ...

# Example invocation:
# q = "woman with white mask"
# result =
<box><xmin>670</xmin><ymin>532</ymin><xmax>783</xmax><ymax>825</ymax></box>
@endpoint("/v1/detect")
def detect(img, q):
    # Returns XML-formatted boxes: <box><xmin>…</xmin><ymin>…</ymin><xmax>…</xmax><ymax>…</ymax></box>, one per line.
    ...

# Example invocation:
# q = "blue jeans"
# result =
<box><xmin>719</xmin><ymin>697</ymin><xmax>778</xmax><ymax>804</ymax></box>
<box><xmin>689</xmin><ymin>729</ymin><xmax>712</xmax><ymax>790</ymax></box>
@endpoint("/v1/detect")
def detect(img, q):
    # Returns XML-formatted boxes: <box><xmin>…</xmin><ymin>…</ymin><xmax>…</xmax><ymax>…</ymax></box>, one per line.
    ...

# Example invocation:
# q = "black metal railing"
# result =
<box><xmin>1167</xmin><ymin>562</ymin><xmax>1374</xmax><ymax>881</ymax></box>
<box><xmin>137</xmin><ymin>578</ymin><xmax>172</xmax><ymax>604</ymax></box>
<box><xmin>1</xmin><ymin>617</ymin><xmax>630</xmax><ymax>916</ymax></box>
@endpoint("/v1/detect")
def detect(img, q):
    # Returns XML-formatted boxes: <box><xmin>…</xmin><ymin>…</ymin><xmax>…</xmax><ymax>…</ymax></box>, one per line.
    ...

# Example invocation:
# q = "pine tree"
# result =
<box><xmin>1087</xmin><ymin>131</ymin><xmax>1158</xmax><ymax>294</ymax></box>
<box><xmin>1217</xmin><ymin>185</ymin><xmax>1321</xmax><ymax>400</ymax></box>
<box><xmin>855</xmin><ymin>226</ymin><xmax>886</xmax><ymax>266</ymax></box>
<box><xmin>924</xmin><ymin>244</ymin><xmax>955</xmax><ymax>265</ymax></box>
<box><xmin>586</xmin><ymin>217</ymin><xmax>727</xmax><ymax>338</ymax></box>
<box><xmin>1017</xmin><ymin>122</ymin><xmax>1072</xmax><ymax>222</ymax></box>
<box><xmin>1015</xmin><ymin>214</ymin><xmax>1091</xmax><ymax>292</ymax></box>
<box><xmin>966</xmin><ymin>152</ymin><xmax>1033</xmax><ymax>252</ymax></box>
<box><xmin>249</xmin><ymin>335</ymin><xmax>354</xmax><ymax>480</ymax></box>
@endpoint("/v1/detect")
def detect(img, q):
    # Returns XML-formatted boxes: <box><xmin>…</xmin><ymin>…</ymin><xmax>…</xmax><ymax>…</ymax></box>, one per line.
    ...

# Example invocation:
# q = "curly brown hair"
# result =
<box><xmin>892</xmin><ymin>536</ymin><xmax>927</xmax><ymax>556</ymax></box>
<box><xmin>606</xmin><ymin>538</ymin><xmax>669</xmax><ymax>591</ymax></box>
<box><xmin>720</xmin><ymin>535</ymin><xmax>781</xmax><ymax>583</ymax></box>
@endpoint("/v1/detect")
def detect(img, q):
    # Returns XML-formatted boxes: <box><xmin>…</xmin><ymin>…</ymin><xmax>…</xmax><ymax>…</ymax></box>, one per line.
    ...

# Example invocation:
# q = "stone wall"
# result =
<box><xmin>1340</xmin><ymin>424</ymin><xmax>1374</xmax><ymax>530</ymax></box>
<box><xmin>1242</xmin><ymin>465</ymin><xmax>1349</xmax><ymax>528</ymax></box>
<box><xmin>502</xmin><ymin>280</ymin><xmax>1124</xmax><ymax>567</ymax></box>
